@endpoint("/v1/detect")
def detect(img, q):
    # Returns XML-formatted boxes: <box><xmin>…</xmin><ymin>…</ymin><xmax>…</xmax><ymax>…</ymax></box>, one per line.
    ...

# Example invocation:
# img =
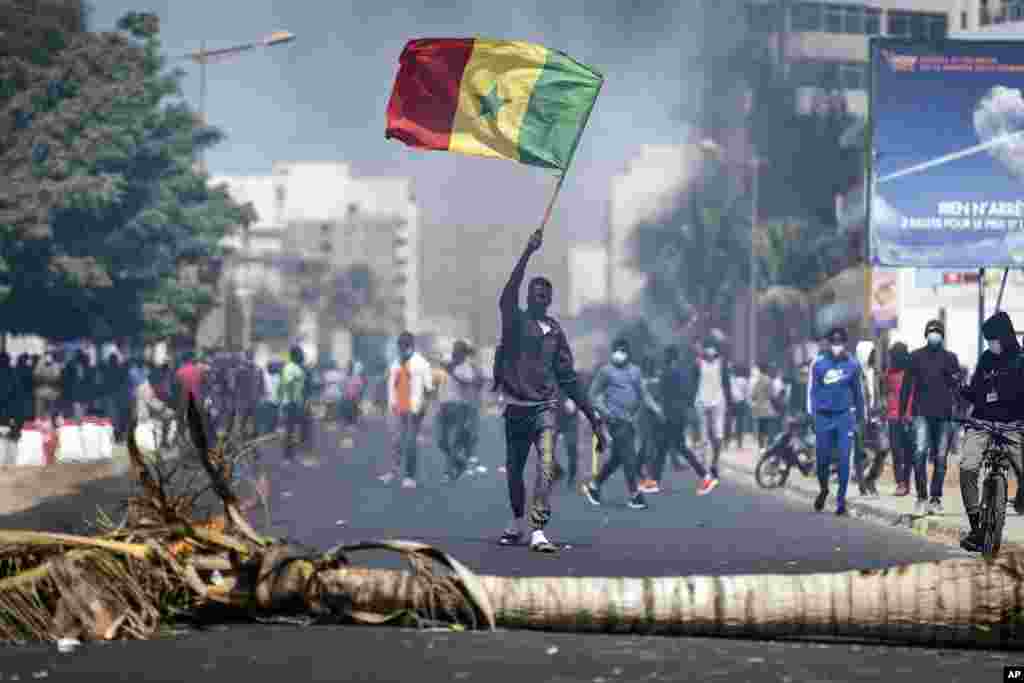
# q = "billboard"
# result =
<box><xmin>870</xmin><ymin>38</ymin><xmax>1024</xmax><ymax>267</ymax></box>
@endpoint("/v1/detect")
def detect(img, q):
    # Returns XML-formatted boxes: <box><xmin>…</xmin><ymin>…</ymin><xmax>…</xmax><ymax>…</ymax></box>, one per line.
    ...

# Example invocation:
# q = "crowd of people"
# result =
<box><xmin>9</xmin><ymin>231</ymin><xmax>1020</xmax><ymax>561</ymax></box>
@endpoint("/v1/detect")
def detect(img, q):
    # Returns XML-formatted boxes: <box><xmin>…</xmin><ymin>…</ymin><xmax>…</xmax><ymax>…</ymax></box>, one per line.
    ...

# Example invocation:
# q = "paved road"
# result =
<box><xmin>0</xmin><ymin>415</ymin><xmax>1009</xmax><ymax>679</ymax></box>
<box><xmin>261</xmin><ymin>416</ymin><xmax>968</xmax><ymax>578</ymax></box>
<box><xmin>0</xmin><ymin>624</ymin><xmax>1016</xmax><ymax>682</ymax></box>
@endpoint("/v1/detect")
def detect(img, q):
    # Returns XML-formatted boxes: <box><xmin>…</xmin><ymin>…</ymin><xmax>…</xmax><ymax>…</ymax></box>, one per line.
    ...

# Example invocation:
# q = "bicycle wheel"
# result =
<box><xmin>982</xmin><ymin>470</ymin><xmax>1008</xmax><ymax>559</ymax></box>
<box><xmin>755</xmin><ymin>452</ymin><xmax>791</xmax><ymax>489</ymax></box>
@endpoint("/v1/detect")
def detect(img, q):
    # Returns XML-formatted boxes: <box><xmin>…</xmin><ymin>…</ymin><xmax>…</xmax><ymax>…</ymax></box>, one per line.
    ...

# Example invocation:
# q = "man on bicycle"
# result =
<box><xmin>958</xmin><ymin>311</ymin><xmax>1024</xmax><ymax>553</ymax></box>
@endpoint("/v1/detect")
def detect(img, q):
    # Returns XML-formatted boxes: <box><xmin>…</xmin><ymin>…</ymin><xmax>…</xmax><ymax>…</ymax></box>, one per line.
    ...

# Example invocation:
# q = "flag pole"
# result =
<box><xmin>537</xmin><ymin>171</ymin><xmax>567</xmax><ymax>236</ymax></box>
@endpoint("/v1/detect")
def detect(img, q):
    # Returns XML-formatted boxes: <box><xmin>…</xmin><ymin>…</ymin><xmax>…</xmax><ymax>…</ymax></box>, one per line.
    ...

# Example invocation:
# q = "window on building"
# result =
<box><xmin>981</xmin><ymin>7</ymin><xmax>991</xmax><ymax>26</ymax></box>
<box><xmin>1011</xmin><ymin>1</ymin><xmax>1024</xmax><ymax>21</ymax></box>
<box><xmin>887</xmin><ymin>10</ymin><xmax>911</xmax><ymax>37</ymax></box>
<box><xmin>842</xmin><ymin>5</ymin><xmax>863</xmax><ymax>34</ymax></box>
<box><xmin>746</xmin><ymin>2</ymin><xmax>778</xmax><ymax>32</ymax></box>
<box><xmin>791</xmin><ymin>60</ymin><xmax>823</xmax><ymax>87</ymax></box>
<box><xmin>865</xmin><ymin>7</ymin><xmax>881</xmax><ymax>34</ymax></box>
<box><xmin>909</xmin><ymin>13</ymin><xmax>927</xmax><ymax>39</ymax></box>
<box><xmin>792</xmin><ymin>2</ymin><xmax>822</xmax><ymax>31</ymax></box>
<box><xmin>929</xmin><ymin>14</ymin><xmax>948</xmax><ymax>40</ymax></box>
<box><xmin>825</xmin><ymin>4</ymin><xmax>843</xmax><ymax>32</ymax></box>
<box><xmin>839</xmin><ymin>62</ymin><xmax>867</xmax><ymax>90</ymax></box>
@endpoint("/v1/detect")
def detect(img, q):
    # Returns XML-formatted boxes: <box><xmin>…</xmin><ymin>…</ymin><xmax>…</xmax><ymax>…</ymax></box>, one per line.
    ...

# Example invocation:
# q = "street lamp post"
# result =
<box><xmin>181</xmin><ymin>30</ymin><xmax>296</xmax><ymax>173</ymax></box>
<box><xmin>177</xmin><ymin>30</ymin><xmax>295</xmax><ymax>349</ymax></box>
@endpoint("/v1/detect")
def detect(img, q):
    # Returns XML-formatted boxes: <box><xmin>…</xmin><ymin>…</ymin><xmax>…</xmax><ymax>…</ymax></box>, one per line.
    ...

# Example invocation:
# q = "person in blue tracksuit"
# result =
<box><xmin>809</xmin><ymin>327</ymin><xmax>865</xmax><ymax>516</ymax></box>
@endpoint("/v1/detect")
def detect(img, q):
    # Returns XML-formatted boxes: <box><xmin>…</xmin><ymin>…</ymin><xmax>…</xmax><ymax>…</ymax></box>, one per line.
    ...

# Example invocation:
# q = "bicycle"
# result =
<box><xmin>951</xmin><ymin>417</ymin><xmax>1024</xmax><ymax>558</ymax></box>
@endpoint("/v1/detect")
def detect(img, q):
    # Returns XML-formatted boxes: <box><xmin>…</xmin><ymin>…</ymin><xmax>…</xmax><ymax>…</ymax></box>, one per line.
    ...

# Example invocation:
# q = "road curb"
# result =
<box><xmin>718</xmin><ymin>454</ymin><xmax>1024</xmax><ymax>554</ymax></box>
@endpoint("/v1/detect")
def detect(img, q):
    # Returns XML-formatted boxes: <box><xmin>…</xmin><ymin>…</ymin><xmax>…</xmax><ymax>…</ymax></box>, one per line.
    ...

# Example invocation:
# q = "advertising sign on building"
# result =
<box><xmin>870</xmin><ymin>39</ymin><xmax>1024</xmax><ymax>267</ymax></box>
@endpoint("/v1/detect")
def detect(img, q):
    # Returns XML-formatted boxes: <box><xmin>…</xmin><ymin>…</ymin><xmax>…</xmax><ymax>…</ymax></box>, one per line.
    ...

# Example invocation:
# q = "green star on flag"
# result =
<box><xmin>478</xmin><ymin>84</ymin><xmax>505</xmax><ymax>120</ymax></box>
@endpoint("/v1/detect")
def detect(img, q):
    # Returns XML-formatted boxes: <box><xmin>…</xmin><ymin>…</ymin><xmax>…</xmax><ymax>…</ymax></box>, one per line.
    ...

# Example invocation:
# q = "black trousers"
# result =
<box><xmin>648</xmin><ymin>417</ymin><xmax>707</xmax><ymax>483</ymax></box>
<box><xmin>595</xmin><ymin>418</ymin><xmax>639</xmax><ymax>495</ymax></box>
<box><xmin>504</xmin><ymin>404</ymin><xmax>559</xmax><ymax>530</ymax></box>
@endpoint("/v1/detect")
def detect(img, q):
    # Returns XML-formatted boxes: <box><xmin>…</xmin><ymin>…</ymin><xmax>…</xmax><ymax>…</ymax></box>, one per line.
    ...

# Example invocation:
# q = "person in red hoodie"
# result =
<box><xmin>884</xmin><ymin>341</ymin><xmax>914</xmax><ymax>496</ymax></box>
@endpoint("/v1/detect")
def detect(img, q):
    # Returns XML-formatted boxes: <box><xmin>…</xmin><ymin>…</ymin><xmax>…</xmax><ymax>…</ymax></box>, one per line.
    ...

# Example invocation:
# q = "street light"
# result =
<box><xmin>178</xmin><ymin>30</ymin><xmax>296</xmax><ymax>172</ymax></box>
<box><xmin>698</xmin><ymin>138</ymin><xmax>764</xmax><ymax>369</ymax></box>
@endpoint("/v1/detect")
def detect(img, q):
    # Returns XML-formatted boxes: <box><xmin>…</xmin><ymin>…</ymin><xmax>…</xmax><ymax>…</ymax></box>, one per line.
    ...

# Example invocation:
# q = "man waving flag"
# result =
<box><xmin>385</xmin><ymin>38</ymin><xmax>603</xmax><ymax>173</ymax></box>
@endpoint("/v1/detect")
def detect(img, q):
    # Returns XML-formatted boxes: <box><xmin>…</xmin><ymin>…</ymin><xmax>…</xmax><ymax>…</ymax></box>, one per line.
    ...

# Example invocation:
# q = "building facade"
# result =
<box><xmin>202</xmin><ymin>161</ymin><xmax>419</xmax><ymax>367</ymax></box>
<box><xmin>746</xmin><ymin>1</ymin><xmax>957</xmax><ymax>117</ymax></box>
<box><xmin>569</xmin><ymin>243</ymin><xmax>609</xmax><ymax>317</ymax></box>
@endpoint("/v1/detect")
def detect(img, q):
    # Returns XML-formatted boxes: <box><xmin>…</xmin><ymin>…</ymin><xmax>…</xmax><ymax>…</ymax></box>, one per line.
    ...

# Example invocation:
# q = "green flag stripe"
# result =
<box><xmin>518</xmin><ymin>49</ymin><xmax>602</xmax><ymax>171</ymax></box>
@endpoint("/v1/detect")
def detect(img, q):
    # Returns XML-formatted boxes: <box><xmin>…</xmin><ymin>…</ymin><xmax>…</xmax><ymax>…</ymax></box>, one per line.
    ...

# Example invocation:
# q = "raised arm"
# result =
<box><xmin>500</xmin><ymin>229</ymin><xmax>542</xmax><ymax>316</ymax></box>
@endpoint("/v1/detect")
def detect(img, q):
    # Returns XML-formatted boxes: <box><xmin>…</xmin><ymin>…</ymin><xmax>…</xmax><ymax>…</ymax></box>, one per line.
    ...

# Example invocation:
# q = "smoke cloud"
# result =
<box><xmin>974</xmin><ymin>85</ymin><xmax>1024</xmax><ymax>180</ymax></box>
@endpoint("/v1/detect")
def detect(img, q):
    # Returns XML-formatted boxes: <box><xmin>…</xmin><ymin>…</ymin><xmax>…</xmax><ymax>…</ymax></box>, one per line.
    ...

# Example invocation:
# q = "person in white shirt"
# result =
<box><xmin>695</xmin><ymin>339</ymin><xmax>733</xmax><ymax>480</ymax></box>
<box><xmin>437</xmin><ymin>340</ymin><xmax>481</xmax><ymax>481</ymax></box>
<box><xmin>380</xmin><ymin>331</ymin><xmax>435</xmax><ymax>489</ymax></box>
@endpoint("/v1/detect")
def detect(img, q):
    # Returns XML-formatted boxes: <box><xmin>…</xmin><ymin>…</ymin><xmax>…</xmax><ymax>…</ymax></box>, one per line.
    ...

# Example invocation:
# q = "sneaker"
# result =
<box><xmin>529</xmin><ymin>529</ymin><xmax>557</xmax><ymax>553</ymax></box>
<box><xmin>894</xmin><ymin>483</ymin><xmax>909</xmax><ymax>497</ymax></box>
<box><xmin>696</xmin><ymin>476</ymin><xmax>719</xmax><ymax>496</ymax></box>
<box><xmin>498</xmin><ymin>528</ymin><xmax>522</xmax><ymax>546</ymax></box>
<box><xmin>582</xmin><ymin>481</ymin><xmax>602</xmax><ymax>506</ymax></box>
<box><xmin>401</xmin><ymin>477</ymin><xmax>417</xmax><ymax>489</ymax></box>
<box><xmin>377</xmin><ymin>472</ymin><xmax>396</xmax><ymax>484</ymax></box>
<box><xmin>913</xmin><ymin>499</ymin><xmax>928</xmax><ymax>517</ymax></box>
<box><xmin>814</xmin><ymin>489</ymin><xmax>829</xmax><ymax>512</ymax></box>
<box><xmin>498</xmin><ymin>465</ymin><xmax>507</xmax><ymax>474</ymax></box>
<box><xmin>628</xmin><ymin>492</ymin><xmax>649</xmax><ymax>510</ymax></box>
<box><xmin>638</xmin><ymin>479</ymin><xmax>658</xmax><ymax>494</ymax></box>
<box><xmin>836</xmin><ymin>502</ymin><xmax>848</xmax><ymax>517</ymax></box>
<box><xmin>645</xmin><ymin>480</ymin><xmax>661</xmax><ymax>494</ymax></box>
<box><xmin>928</xmin><ymin>498</ymin><xmax>943</xmax><ymax>515</ymax></box>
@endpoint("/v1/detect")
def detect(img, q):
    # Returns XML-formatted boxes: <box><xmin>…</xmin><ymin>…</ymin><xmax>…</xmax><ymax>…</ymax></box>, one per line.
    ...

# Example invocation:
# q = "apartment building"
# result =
<box><xmin>746</xmin><ymin>1</ymin><xmax>957</xmax><ymax>116</ymax></box>
<box><xmin>202</xmin><ymin>162</ymin><xmax>420</xmax><ymax>366</ymax></box>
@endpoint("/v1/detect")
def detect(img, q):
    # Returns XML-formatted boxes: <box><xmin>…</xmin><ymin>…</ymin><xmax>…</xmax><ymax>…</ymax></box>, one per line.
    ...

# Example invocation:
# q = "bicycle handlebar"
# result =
<box><xmin>950</xmin><ymin>417</ymin><xmax>1024</xmax><ymax>448</ymax></box>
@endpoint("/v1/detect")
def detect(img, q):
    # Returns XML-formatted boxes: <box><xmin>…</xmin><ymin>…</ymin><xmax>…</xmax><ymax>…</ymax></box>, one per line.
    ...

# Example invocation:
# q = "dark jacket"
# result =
<box><xmin>963</xmin><ymin>312</ymin><xmax>1024</xmax><ymax>422</ymax></box>
<box><xmin>899</xmin><ymin>343</ymin><xmax>960</xmax><ymax>419</ymax></box>
<box><xmin>659</xmin><ymin>357</ymin><xmax>698</xmax><ymax>415</ymax></box>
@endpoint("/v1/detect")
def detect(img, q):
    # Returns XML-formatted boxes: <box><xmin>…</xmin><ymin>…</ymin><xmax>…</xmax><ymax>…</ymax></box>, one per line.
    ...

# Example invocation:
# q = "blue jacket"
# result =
<box><xmin>810</xmin><ymin>351</ymin><xmax>864</xmax><ymax>422</ymax></box>
<box><xmin>589</xmin><ymin>362</ymin><xmax>661</xmax><ymax>423</ymax></box>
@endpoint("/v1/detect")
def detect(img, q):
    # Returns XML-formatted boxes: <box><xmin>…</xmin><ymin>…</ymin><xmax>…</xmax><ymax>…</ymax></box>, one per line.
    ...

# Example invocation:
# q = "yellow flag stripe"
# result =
<box><xmin>448</xmin><ymin>39</ymin><xmax>548</xmax><ymax>161</ymax></box>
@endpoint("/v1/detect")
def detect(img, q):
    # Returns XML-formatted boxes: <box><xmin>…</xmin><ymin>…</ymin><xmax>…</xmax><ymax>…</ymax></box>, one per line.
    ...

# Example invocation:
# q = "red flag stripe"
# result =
<box><xmin>385</xmin><ymin>38</ymin><xmax>476</xmax><ymax>151</ymax></box>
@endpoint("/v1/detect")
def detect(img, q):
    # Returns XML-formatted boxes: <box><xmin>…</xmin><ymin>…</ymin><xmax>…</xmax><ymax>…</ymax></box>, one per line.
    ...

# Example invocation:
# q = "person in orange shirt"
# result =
<box><xmin>380</xmin><ymin>332</ymin><xmax>434</xmax><ymax>489</ymax></box>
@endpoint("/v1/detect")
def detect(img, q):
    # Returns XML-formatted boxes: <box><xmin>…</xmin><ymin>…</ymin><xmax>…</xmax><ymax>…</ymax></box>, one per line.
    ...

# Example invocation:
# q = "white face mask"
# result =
<box><xmin>927</xmin><ymin>332</ymin><xmax>943</xmax><ymax>346</ymax></box>
<box><xmin>611</xmin><ymin>350</ymin><xmax>628</xmax><ymax>365</ymax></box>
<box><xmin>831</xmin><ymin>345</ymin><xmax>845</xmax><ymax>357</ymax></box>
<box><xmin>704</xmin><ymin>348</ymin><xmax>717</xmax><ymax>359</ymax></box>
<box><xmin>989</xmin><ymin>339</ymin><xmax>1003</xmax><ymax>355</ymax></box>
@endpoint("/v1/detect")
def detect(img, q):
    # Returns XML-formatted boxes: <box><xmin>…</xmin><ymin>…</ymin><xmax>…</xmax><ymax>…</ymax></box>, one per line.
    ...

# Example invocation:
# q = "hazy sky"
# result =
<box><xmin>90</xmin><ymin>1</ymin><xmax>738</xmax><ymax>243</ymax></box>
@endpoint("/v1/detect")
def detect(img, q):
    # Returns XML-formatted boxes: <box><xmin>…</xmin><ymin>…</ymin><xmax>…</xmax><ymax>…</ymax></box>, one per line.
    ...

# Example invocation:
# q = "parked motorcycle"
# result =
<box><xmin>755</xmin><ymin>411</ymin><xmax>885</xmax><ymax>490</ymax></box>
<box><xmin>755</xmin><ymin>414</ymin><xmax>815</xmax><ymax>489</ymax></box>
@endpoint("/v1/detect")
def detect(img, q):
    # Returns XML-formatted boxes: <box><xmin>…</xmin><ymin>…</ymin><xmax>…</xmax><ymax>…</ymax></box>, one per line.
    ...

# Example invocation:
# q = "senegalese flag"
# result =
<box><xmin>385</xmin><ymin>38</ymin><xmax>603</xmax><ymax>172</ymax></box>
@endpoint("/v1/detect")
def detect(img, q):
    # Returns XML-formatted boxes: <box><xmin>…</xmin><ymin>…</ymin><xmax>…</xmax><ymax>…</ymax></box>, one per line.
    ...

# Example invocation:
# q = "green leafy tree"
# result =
<box><xmin>0</xmin><ymin>11</ymin><xmax>251</xmax><ymax>343</ymax></box>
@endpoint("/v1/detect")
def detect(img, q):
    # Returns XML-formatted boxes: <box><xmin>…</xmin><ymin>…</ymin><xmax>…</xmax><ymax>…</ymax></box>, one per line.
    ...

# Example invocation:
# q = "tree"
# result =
<box><xmin>0</xmin><ymin>11</ymin><xmax>251</xmax><ymax>343</ymax></box>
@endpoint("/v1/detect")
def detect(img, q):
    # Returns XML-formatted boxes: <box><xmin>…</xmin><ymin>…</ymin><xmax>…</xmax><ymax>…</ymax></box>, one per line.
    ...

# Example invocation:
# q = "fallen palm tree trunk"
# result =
<box><xmin>3</xmin><ymin>395</ymin><xmax>1024</xmax><ymax>649</ymax></box>
<box><xmin>311</xmin><ymin>554</ymin><xmax>1024</xmax><ymax>649</ymax></box>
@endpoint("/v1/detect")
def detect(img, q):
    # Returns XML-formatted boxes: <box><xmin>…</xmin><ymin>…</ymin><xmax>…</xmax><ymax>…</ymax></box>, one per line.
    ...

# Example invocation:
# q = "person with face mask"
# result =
<box><xmin>958</xmin><ymin>311</ymin><xmax>1024</xmax><ymax>552</ymax></box>
<box><xmin>899</xmin><ymin>319</ymin><xmax>961</xmax><ymax>516</ymax></box>
<box><xmin>810</xmin><ymin>327</ymin><xmax>865</xmax><ymax>516</ymax></box>
<box><xmin>494</xmin><ymin>229</ymin><xmax>607</xmax><ymax>553</ymax></box>
<box><xmin>582</xmin><ymin>339</ymin><xmax>664</xmax><ymax>510</ymax></box>
<box><xmin>380</xmin><ymin>332</ymin><xmax>434</xmax><ymax>489</ymax></box>
<box><xmin>694</xmin><ymin>338</ymin><xmax>733</xmax><ymax>481</ymax></box>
